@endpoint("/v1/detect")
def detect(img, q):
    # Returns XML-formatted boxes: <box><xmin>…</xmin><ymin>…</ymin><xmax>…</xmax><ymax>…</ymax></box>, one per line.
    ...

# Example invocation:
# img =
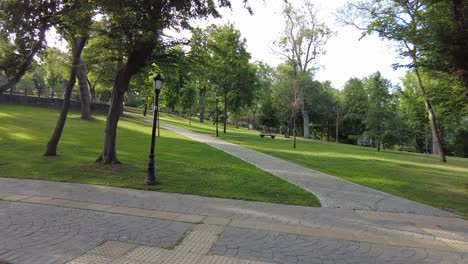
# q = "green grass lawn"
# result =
<box><xmin>0</xmin><ymin>105</ymin><xmax>319</xmax><ymax>206</ymax></box>
<box><xmin>157</xmin><ymin>112</ymin><xmax>468</xmax><ymax>218</ymax></box>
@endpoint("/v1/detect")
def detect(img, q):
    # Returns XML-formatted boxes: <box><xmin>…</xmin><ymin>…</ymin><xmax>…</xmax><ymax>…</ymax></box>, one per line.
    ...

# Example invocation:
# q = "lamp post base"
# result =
<box><xmin>146</xmin><ymin>154</ymin><xmax>157</xmax><ymax>185</ymax></box>
<box><xmin>146</xmin><ymin>179</ymin><xmax>156</xmax><ymax>185</ymax></box>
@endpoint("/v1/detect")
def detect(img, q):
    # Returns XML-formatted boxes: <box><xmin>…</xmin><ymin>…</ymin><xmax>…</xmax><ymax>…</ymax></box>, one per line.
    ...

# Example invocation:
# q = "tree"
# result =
<box><xmin>44</xmin><ymin>0</ymin><xmax>93</xmax><ymax>156</ymax></box>
<box><xmin>77</xmin><ymin>57</ymin><xmax>92</xmax><ymax>119</ymax></box>
<box><xmin>333</xmin><ymin>90</ymin><xmax>345</xmax><ymax>143</ymax></box>
<box><xmin>275</xmin><ymin>0</ymin><xmax>332</xmax><ymax>139</ymax></box>
<box><xmin>400</xmin><ymin>76</ymin><xmax>428</xmax><ymax>152</ymax></box>
<box><xmin>341</xmin><ymin>78</ymin><xmax>368</xmax><ymax>144</ymax></box>
<box><xmin>43</xmin><ymin>48</ymin><xmax>69</xmax><ymax>98</ymax></box>
<box><xmin>206</xmin><ymin>24</ymin><xmax>256</xmax><ymax>134</ymax></box>
<box><xmin>253</xmin><ymin>62</ymin><xmax>275</xmax><ymax>129</ymax></box>
<box><xmin>363</xmin><ymin>72</ymin><xmax>392</xmax><ymax>151</ymax></box>
<box><xmin>258</xmin><ymin>94</ymin><xmax>279</xmax><ymax>130</ymax></box>
<box><xmin>181</xmin><ymin>83</ymin><xmax>197</xmax><ymax>125</ymax></box>
<box><xmin>96</xmin><ymin>1</ymin><xmax>250</xmax><ymax>164</ymax></box>
<box><xmin>188</xmin><ymin>27</ymin><xmax>211</xmax><ymax>123</ymax></box>
<box><xmin>0</xmin><ymin>0</ymin><xmax>57</xmax><ymax>94</ymax></box>
<box><xmin>341</xmin><ymin>0</ymin><xmax>447</xmax><ymax>162</ymax></box>
<box><xmin>419</xmin><ymin>0</ymin><xmax>468</xmax><ymax>96</ymax></box>
<box><xmin>81</xmin><ymin>24</ymin><xmax>121</xmax><ymax>102</ymax></box>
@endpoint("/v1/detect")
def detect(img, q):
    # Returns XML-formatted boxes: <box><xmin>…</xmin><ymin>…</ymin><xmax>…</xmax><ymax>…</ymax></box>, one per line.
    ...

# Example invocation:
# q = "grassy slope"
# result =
<box><xmin>0</xmin><ymin>105</ymin><xmax>319</xmax><ymax>206</ymax></box>
<box><xmin>158</xmin><ymin>112</ymin><xmax>468</xmax><ymax>217</ymax></box>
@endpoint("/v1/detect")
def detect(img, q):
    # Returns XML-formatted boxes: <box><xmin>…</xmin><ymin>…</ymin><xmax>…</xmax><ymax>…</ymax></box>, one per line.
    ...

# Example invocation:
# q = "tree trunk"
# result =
<box><xmin>223</xmin><ymin>89</ymin><xmax>227</xmax><ymax>134</ymax></box>
<box><xmin>77</xmin><ymin>58</ymin><xmax>92</xmax><ymax>120</ymax></box>
<box><xmin>189</xmin><ymin>108</ymin><xmax>192</xmax><ymax>126</ymax></box>
<box><xmin>335</xmin><ymin>118</ymin><xmax>339</xmax><ymax>144</ymax></box>
<box><xmin>97</xmin><ymin>46</ymin><xmax>152</xmax><ymax>165</ymax></box>
<box><xmin>86</xmin><ymin>77</ymin><xmax>96</xmax><ymax>102</ymax></box>
<box><xmin>377</xmin><ymin>140</ymin><xmax>381</xmax><ymax>152</ymax></box>
<box><xmin>44</xmin><ymin>38</ymin><xmax>87</xmax><ymax>156</ymax></box>
<box><xmin>414</xmin><ymin>65</ymin><xmax>447</xmax><ymax>162</ymax></box>
<box><xmin>0</xmin><ymin>24</ymin><xmax>47</xmax><ymax>94</ymax></box>
<box><xmin>143</xmin><ymin>97</ymin><xmax>148</xmax><ymax>116</ymax></box>
<box><xmin>293</xmin><ymin>117</ymin><xmax>297</xmax><ymax>149</ymax></box>
<box><xmin>302</xmin><ymin>107</ymin><xmax>310</xmax><ymax>139</ymax></box>
<box><xmin>199</xmin><ymin>87</ymin><xmax>206</xmax><ymax>123</ymax></box>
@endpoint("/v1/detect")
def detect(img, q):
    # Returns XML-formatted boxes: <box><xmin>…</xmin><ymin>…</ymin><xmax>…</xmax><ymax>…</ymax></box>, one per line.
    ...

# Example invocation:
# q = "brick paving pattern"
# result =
<box><xmin>0</xmin><ymin>201</ymin><xmax>191</xmax><ymax>264</ymax></box>
<box><xmin>212</xmin><ymin>227</ymin><xmax>468</xmax><ymax>264</ymax></box>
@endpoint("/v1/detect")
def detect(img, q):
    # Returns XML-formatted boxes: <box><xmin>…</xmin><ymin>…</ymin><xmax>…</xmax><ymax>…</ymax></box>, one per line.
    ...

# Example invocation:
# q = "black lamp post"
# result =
<box><xmin>215</xmin><ymin>95</ymin><xmax>219</xmax><ymax>137</ymax></box>
<box><xmin>146</xmin><ymin>73</ymin><xmax>163</xmax><ymax>185</ymax></box>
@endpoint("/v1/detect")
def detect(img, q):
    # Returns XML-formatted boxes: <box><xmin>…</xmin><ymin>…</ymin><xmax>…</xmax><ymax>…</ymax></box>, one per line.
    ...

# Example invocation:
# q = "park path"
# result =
<box><xmin>0</xmin><ymin>178</ymin><xmax>467</xmax><ymax>264</ymax></box>
<box><xmin>157</xmin><ymin>121</ymin><xmax>452</xmax><ymax>217</ymax></box>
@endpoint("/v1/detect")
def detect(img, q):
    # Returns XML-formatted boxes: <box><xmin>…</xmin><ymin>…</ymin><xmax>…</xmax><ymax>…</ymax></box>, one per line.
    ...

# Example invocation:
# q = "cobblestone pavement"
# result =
<box><xmin>67</xmin><ymin>224</ymin><xmax>272</xmax><ymax>264</ymax></box>
<box><xmin>1</xmin><ymin>179</ymin><xmax>468</xmax><ymax>263</ymax></box>
<box><xmin>156</xmin><ymin>121</ymin><xmax>452</xmax><ymax>216</ymax></box>
<box><xmin>212</xmin><ymin>227</ymin><xmax>468</xmax><ymax>264</ymax></box>
<box><xmin>0</xmin><ymin>201</ymin><xmax>191</xmax><ymax>264</ymax></box>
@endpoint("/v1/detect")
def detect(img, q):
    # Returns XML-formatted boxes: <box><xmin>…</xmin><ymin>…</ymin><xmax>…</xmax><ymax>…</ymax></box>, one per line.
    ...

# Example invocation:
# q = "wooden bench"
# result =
<box><xmin>260</xmin><ymin>133</ymin><xmax>276</xmax><ymax>139</ymax></box>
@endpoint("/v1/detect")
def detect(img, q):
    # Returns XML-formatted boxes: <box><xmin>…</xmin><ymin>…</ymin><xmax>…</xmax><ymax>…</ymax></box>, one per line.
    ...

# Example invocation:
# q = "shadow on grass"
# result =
<box><xmin>0</xmin><ymin>105</ymin><xmax>319</xmax><ymax>207</ymax></box>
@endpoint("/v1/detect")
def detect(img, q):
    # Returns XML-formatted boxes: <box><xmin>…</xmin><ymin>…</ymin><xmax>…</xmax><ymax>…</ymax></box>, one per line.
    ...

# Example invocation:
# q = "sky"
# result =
<box><xmin>47</xmin><ymin>0</ymin><xmax>408</xmax><ymax>89</ymax></box>
<box><xmin>194</xmin><ymin>0</ymin><xmax>409</xmax><ymax>89</ymax></box>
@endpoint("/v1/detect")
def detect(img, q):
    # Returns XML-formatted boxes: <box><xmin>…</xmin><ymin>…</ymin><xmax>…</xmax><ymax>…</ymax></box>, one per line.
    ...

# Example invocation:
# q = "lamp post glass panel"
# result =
<box><xmin>146</xmin><ymin>74</ymin><xmax>163</xmax><ymax>185</ymax></box>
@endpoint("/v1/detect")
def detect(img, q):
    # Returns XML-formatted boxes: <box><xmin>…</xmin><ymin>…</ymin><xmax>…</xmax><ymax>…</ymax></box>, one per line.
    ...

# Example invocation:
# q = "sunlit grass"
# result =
<box><xmin>0</xmin><ymin>105</ymin><xmax>319</xmax><ymax>207</ymax></box>
<box><xmin>158</xmin><ymin>111</ymin><xmax>468</xmax><ymax>217</ymax></box>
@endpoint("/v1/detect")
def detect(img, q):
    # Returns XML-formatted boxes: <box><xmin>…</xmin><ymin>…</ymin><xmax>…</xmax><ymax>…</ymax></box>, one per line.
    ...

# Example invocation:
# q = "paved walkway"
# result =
<box><xmin>158</xmin><ymin>121</ymin><xmax>451</xmax><ymax>217</ymax></box>
<box><xmin>0</xmin><ymin>179</ymin><xmax>467</xmax><ymax>264</ymax></box>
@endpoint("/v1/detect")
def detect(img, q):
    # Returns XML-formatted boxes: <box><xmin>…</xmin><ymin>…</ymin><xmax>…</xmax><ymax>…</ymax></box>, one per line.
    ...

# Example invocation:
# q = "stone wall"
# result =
<box><xmin>0</xmin><ymin>94</ymin><xmax>110</xmax><ymax>113</ymax></box>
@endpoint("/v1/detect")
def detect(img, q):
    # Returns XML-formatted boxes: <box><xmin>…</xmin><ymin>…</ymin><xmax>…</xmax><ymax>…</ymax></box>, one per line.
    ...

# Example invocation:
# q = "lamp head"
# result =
<box><xmin>153</xmin><ymin>73</ymin><xmax>164</xmax><ymax>91</ymax></box>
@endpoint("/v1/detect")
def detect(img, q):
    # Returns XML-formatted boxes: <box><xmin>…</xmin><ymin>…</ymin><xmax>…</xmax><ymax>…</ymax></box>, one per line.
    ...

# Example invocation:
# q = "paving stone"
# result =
<box><xmin>203</xmin><ymin>216</ymin><xmax>231</xmax><ymax>226</ymax></box>
<box><xmin>21</xmin><ymin>196</ymin><xmax>52</xmax><ymax>203</ymax></box>
<box><xmin>124</xmin><ymin>246</ymin><xmax>170</xmax><ymax>262</ymax></box>
<box><xmin>67</xmin><ymin>254</ymin><xmax>114</xmax><ymax>264</ymax></box>
<box><xmin>2</xmin><ymin>195</ymin><xmax>30</xmax><ymax>201</ymax></box>
<box><xmin>111</xmin><ymin>258</ymin><xmax>154</xmax><ymax>264</ymax></box>
<box><xmin>40</xmin><ymin>198</ymin><xmax>72</xmax><ymax>206</ymax></box>
<box><xmin>1</xmin><ymin>177</ymin><xmax>468</xmax><ymax>263</ymax></box>
<box><xmin>83</xmin><ymin>203</ymin><xmax>114</xmax><ymax>211</ymax></box>
<box><xmin>0</xmin><ymin>201</ymin><xmax>191</xmax><ymax>264</ymax></box>
<box><xmin>160</xmin><ymin>252</ymin><xmax>204</xmax><ymax>264</ymax></box>
<box><xmin>212</xmin><ymin>227</ymin><xmax>468</xmax><ymax>264</ymax></box>
<box><xmin>89</xmin><ymin>241</ymin><xmax>138</xmax><ymax>256</ymax></box>
<box><xmin>174</xmin><ymin>213</ymin><xmax>205</xmax><ymax>223</ymax></box>
<box><xmin>150</xmin><ymin>211</ymin><xmax>181</xmax><ymax>220</ymax></box>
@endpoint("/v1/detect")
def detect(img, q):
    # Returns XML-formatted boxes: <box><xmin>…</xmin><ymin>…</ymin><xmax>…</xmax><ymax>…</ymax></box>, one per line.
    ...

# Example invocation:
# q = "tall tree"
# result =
<box><xmin>43</xmin><ymin>48</ymin><xmax>69</xmax><ymax>98</ymax></box>
<box><xmin>363</xmin><ymin>72</ymin><xmax>392</xmax><ymax>151</ymax></box>
<box><xmin>44</xmin><ymin>0</ymin><xmax>93</xmax><ymax>156</ymax></box>
<box><xmin>341</xmin><ymin>78</ymin><xmax>368</xmax><ymax>144</ymax></box>
<box><xmin>276</xmin><ymin>0</ymin><xmax>332</xmax><ymax>139</ymax></box>
<box><xmin>77</xmin><ymin>58</ymin><xmax>92</xmax><ymax>119</ymax></box>
<box><xmin>188</xmin><ymin>27</ymin><xmax>211</xmax><ymax>123</ymax></box>
<box><xmin>420</xmin><ymin>0</ymin><xmax>468</xmax><ymax>96</ymax></box>
<box><xmin>96</xmin><ymin>1</ymin><xmax>250</xmax><ymax>164</ymax></box>
<box><xmin>341</xmin><ymin>0</ymin><xmax>447</xmax><ymax>162</ymax></box>
<box><xmin>181</xmin><ymin>82</ymin><xmax>197</xmax><ymax>125</ymax></box>
<box><xmin>0</xmin><ymin>0</ymin><xmax>57</xmax><ymax>94</ymax></box>
<box><xmin>206</xmin><ymin>24</ymin><xmax>256</xmax><ymax>134</ymax></box>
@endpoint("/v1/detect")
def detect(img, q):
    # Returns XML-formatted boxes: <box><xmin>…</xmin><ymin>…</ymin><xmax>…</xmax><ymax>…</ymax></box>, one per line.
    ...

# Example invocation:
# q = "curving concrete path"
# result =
<box><xmin>158</xmin><ymin>121</ymin><xmax>453</xmax><ymax>217</ymax></box>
